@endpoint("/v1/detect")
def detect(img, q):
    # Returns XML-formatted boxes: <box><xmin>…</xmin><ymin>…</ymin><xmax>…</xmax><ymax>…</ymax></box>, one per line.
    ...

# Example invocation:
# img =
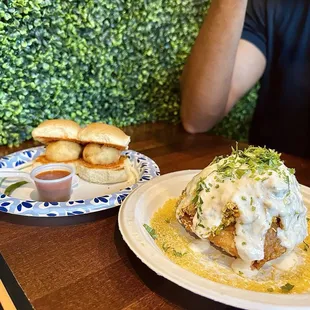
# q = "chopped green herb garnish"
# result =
<box><xmin>238</xmin><ymin>271</ymin><xmax>243</xmax><ymax>276</ymax></box>
<box><xmin>307</xmin><ymin>217</ymin><xmax>310</xmax><ymax>222</ymax></box>
<box><xmin>143</xmin><ymin>224</ymin><xmax>157</xmax><ymax>240</ymax></box>
<box><xmin>289</xmin><ymin>168</ymin><xmax>295</xmax><ymax>175</ymax></box>
<box><xmin>216</xmin><ymin>146</ymin><xmax>283</xmax><ymax>181</ymax></box>
<box><xmin>197</xmin><ymin>178</ymin><xmax>207</xmax><ymax>192</ymax></box>
<box><xmin>242</xmin><ymin>242</ymin><xmax>246</xmax><ymax>246</ymax></box>
<box><xmin>165</xmin><ymin>218</ymin><xmax>170</xmax><ymax>224</ymax></box>
<box><xmin>280</xmin><ymin>283</ymin><xmax>294</xmax><ymax>293</ymax></box>
<box><xmin>172</xmin><ymin>250</ymin><xmax>187</xmax><ymax>257</ymax></box>
<box><xmin>192</xmin><ymin>195</ymin><xmax>199</xmax><ymax>204</ymax></box>
<box><xmin>201</xmin><ymin>147</ymin><xmax>290</xmax><ymax>214</ymax></box>
<box><xmin>197</xmin><ymin>223</ymin><xmax>205</xmax><ymax>228</ymax></box>
<box><xmin>267</xmin><ymin>288</ymin><xmax>274</xmax><ymax>293</ymax></box>
<box><xmin>210</xmin><ymin>155</ymin><xmax>224</xmax><ymax>165</ymax></box>
<box><xmin>236</xmin><ymin>169</ymin><xmax>246</xmax><ymax>179</ymax></box>
<box><xmin>162</xmin><ymin>243</ymin><xmax>170</xmax><ymax>252</ymax></box>
<box><xmin>285</xmin><ymin>175</ymin><xmax>290</xmax><ymax>184</ymax></box>
<box><xmin>285</xmin><ymin>190</ymin><xmax>291</xmax><ymax>198</ymax></box>
<box><xmin>303</xmin><ymin>241</ymin><xmax>309</xmax><ymax>252</ymax></box>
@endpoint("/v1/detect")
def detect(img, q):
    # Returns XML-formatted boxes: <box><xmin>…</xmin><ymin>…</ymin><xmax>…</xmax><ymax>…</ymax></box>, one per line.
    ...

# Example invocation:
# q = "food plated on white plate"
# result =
<box><xmin>176</xmin><ymin>145</ymin><xmax>307</xmax><ymax>275</ymax></box>
<box><xmin>141</xmin><ymin>146</ymin><xmax>310</xmax><ymax>294</ymax></box>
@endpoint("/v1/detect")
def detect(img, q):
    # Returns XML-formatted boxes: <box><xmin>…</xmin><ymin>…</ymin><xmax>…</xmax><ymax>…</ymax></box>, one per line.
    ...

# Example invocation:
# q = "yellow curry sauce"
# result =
<box><xmin>150</xmin><ymin>199</ymin><xmax>310</xmax><ymax>294</ymax></box>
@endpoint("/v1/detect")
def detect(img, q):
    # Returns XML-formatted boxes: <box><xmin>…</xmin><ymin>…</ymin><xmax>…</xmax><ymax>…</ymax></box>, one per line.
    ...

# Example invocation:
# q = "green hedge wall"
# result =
<box><xmin>0</xmin><ymin>0</ymin><xmax>257</xmax><ymax>146</ymax></box>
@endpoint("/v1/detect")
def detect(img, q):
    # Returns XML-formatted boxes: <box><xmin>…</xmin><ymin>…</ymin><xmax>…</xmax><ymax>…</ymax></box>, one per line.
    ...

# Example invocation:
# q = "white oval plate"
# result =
<box><xmin>0</xmin><ymin>146</ymin><xmax>160</xmax><ymax>217</ymax></box>
<box><xmin>118</xmin><ymin>170</ymin><xmax>310</xmax><ymax>310</ymax></box>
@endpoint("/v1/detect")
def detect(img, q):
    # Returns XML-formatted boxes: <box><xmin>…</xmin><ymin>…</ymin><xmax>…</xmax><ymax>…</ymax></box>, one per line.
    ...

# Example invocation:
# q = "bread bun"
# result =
<box><xmin>32</xmin><ymin>155</ymin><xmax>78</xmax><ymax>170</ymax></box>
<box><xmin>78</xmin><ymin>123</ymin><xmax>130</xmax><ymax>149</ymax></box>
<box><xmin>76</xmin><ymin>156</ymin><xmax>130</xmax><ymax>184</ymax></box>
<box><xmin>83</xmin><ymin>143</ymin><xmax>120</xmax><ymax>165</ymax></box>
<box><xmin>32</xmin><ymin>119</ymin><xmax>81</xmax><ymax>143</ymax></box>
<box><xmin>45</xmin><ymin>141</ymin><xmax>82</xmax><ymax>162</ymax></box>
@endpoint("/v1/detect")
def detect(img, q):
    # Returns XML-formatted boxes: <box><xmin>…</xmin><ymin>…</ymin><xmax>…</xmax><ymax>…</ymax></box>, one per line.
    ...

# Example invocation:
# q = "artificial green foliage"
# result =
<box><xmin>0</xmin><ymin>0</ymin><xmax>257</xmax><ymax>146</ymax></box>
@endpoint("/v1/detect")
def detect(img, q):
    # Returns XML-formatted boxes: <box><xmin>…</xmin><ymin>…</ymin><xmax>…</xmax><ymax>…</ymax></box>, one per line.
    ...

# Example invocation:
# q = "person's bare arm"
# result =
<box><xmin>181</xmin><ymin>0</ymin><xmax>266</xmax><ymax>134</ymax></box>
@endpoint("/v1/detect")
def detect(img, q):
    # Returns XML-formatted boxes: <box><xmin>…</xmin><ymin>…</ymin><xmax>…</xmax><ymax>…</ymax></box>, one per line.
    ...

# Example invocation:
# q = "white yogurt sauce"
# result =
<box><xmin>176</xmin><ymin>147</ymin><xmax>308</xmax><ymax>275</ymax></box>
<box><xmin>270</xmin><ymin>251</ymin><xmax>299</xmax><ymax>271</ymax></box>
<box><xmin>189</xmin><ymin>239</ymin><xmax>210</xmax><ymax>254</ymax></box>
<box><xmin>231</xmin><ymin>258</ymin><xmax>259</xmax><ymax>278</ymax></box>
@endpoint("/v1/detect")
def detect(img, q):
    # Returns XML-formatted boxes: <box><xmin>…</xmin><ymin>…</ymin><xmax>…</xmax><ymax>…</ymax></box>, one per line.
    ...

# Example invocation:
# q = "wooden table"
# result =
<box><xmin>1</xmin><ymin>123</ymin><xmax>310</xmax><ymax>310</ymax></box>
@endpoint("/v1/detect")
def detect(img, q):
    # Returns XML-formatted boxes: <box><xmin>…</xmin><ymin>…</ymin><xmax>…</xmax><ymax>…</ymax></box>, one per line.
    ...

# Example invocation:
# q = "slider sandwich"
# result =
<box><xmin>31</xmin><ymin>119</ymin><xmax>82</xmax><ymax>167</ymax></box>
<box><xmin>77</xmin><ymin>122</ymin><xmax>133</xmax><ymax>184</ymax></box>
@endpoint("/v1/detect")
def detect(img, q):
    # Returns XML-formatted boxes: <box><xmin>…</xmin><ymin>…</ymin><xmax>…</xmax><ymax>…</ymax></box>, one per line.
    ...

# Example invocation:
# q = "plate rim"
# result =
<box><xmin>118</xmin><ymin>170</ymin><xmax>310</xmax><ymax>310</ymax></box>
<box><xmin>0</xmin><ymin>146</ymin><xmax>160</xmax><ymax>217</ymax></box>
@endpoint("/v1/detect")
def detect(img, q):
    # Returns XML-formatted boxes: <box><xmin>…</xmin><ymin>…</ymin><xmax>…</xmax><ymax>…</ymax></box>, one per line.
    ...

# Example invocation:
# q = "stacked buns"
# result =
<box><xmin>32</xmin><ymin>119</ymin><xmax>82</xmax><ymax>166</ymax></box>
<box><xmin>77</xmin><ymin>123</ymin><xmax>131</xmax><ymax>184</ymax></box>
<box><xmin>32</xmin><ymin>119</ymin><xmax>132</xmax><ymax>184</ymax></box>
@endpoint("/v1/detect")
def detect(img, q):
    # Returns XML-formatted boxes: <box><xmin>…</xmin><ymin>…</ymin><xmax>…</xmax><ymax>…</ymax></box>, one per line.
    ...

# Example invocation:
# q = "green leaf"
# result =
<box><xmin>236</xmin><ymin>169</ymin><xmax>246</xmax><ymax>179</ymax></box>
<box><xmin>172</xmin><ymin>250</ymin><xmax>187</xmax><ymax>257</ymax></box>
<box><xmin>162</xmin><ymin>243</ymin><xmax>170</xmax><ymax>252</ymax></box>
<box><xmin>143</xmin><ymin>224</ymin><xmax>157</xmax><ymax>240</ymax></box>
<box><xmin>4</xmin><ymin>181</ymin><xmax>28</xmax><ymax>196</ymax></box>
<box><xmin>280</xmin><ymin>283</ymin><xmax>294</xmax><ymax>293</ymax></box>
<box><xmin>288</xmin><ymin>168</ymin><xmax>295</xmax><ymax>175</ymax></box>
<box><xmin>192</xmin><ymin>197</ymin><xmax>198</xmax><ymax>206</ymax></box>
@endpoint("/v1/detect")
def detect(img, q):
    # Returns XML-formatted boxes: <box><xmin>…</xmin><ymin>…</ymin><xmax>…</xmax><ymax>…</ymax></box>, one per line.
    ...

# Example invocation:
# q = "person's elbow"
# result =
<box><xmin>182</xmin><ymin>120</ymin><xmax>204</xmax><ymax>134</ymax></box>
<box><xmin>181</xmin><ymin>99</ymin><xmax>214</xmax><ymax>134</ymax></box>
<box><xmin>181</xmin><ymin>117</ymin><xmax>213</xmax><ymax>134</ymax></box>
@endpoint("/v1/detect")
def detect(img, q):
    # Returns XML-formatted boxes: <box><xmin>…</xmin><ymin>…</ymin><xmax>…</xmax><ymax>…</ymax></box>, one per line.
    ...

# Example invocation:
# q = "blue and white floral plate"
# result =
<box><xmin>0</xmin><ymin>146</ymin><xmax>160</xmax><ymax>217</ymax></box>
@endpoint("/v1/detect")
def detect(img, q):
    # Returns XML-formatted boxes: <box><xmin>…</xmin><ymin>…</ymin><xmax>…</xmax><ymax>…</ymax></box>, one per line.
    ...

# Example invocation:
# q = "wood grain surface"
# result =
<box><xmin>1</xmin><ymin>123</ymin><xmax>309</xmax><ymax>310</ymax></box>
